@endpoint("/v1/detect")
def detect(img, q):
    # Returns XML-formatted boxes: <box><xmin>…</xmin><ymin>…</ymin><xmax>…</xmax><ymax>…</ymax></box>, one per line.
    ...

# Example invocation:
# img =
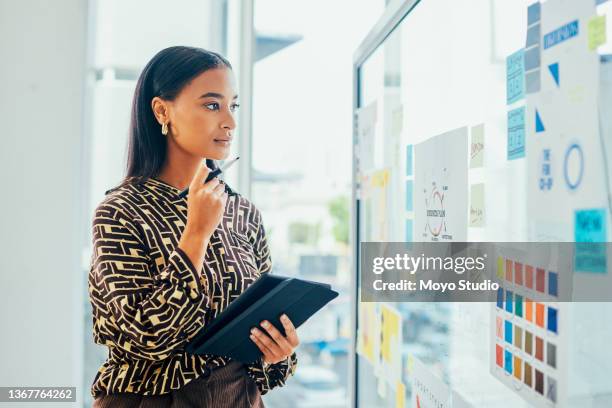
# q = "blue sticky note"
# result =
<box><xmin>549</xmin><ymin>271</ymin><xmax>558</xmax><ymax>296</ymax></box>
<box><xmin>524</xmin><ymin>47</ymin><xmax>541</xmax><ymax>71</ymax></box>
<box><xmin>544</xmin><ymin>20</ymin><xmax>579</xmax><ymax>49</ymax></box>
<box><xmin>405</xmin><ymin>219</ymin><xmax>413</xmax><ymax>243</ymax></box>
<box><xmin>406</xmin><ymin>145</ymin><xmax>413</xmax><ymax>176</ymax></box>
<box><xmin>547</xmin><ymin>306</ymin><xmax>558</xmax><ymax>334</ymax></box>
<box><xmin>575</xmin><ymin>209</ymin><xmax>607</xmax><ymax>273</ymax></box>
<box><xmin>575</xmin><ymin>209</ymin><xmax>607</xmax><ymax>242</ymax></box>
<box><xmin>506</xmin><ymin>291</ymin><xmax>514</xmax><ymax>313</ymax></box>
<box><xmin>497</xmin><ymin>288</ymin><xmax>504</xmax><ymax>309</ymax></box>
<box><xmin>507</xmin><ymin>49</ymin><xmax>525</xmax><ymax>105</ymax></box>
<box><xmin>508</xmin><ymin>107</ymin><xmax>526</xmax><ymax>160</ymax></box>
<box><xmin>505</xmin><ymin>349</ymin><xmax>513</xmax><ymax>374</ymax></box>
<box><xmin>528</xmin><ymin>2</ymin><xmax>541</xmax><ymax>25</ymax></box>
<box><xmin>505</xmin><ymin>320</ymin><xmax>513</xmax><ymax>344</ymax></box>
<box><xmin>406</xmin><ymin>180</ymin><xmax>413</xmax><ymax>211</ymax></box>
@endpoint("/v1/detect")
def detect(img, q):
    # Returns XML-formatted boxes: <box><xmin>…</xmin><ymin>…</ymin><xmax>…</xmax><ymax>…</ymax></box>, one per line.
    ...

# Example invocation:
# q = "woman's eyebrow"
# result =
<box><xmin>199</xmin><ymin>92</ymin><xmax>239</xmax><ymax>100</ymax></box>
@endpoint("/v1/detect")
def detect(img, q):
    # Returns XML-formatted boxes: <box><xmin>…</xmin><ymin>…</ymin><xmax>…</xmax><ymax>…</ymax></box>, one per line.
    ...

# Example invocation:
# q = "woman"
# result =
<box><xmin>88</xmin><ymin>46</ymin><xmax>298</xmax><ymax>407</ymax></box>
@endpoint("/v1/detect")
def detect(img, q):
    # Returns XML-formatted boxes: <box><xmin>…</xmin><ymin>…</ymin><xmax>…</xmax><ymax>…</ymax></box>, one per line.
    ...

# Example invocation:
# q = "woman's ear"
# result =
<box><xmin>151</xmin><ymin>96</ymin><xmax>169</xmax><ymax>125</ymax></box>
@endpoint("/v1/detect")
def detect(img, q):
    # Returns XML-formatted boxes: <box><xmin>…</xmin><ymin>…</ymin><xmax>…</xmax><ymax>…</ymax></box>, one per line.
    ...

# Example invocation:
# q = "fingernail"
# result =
<box><xmin>262</xmin><ymin>321</ymin><xmax>269</xmax><ymax>328</ymax></box>
<box><xmin>251</xmin><ymin>328</ymin><xmax>257</xmax><ymax>334</ymax></box>
<box><xmin>249</xmin><ymin>335</ymin><xmax>255</xmax><ymax>340</ymax></box>
<box><xmin>281</xmin><ymin>314</ymin><xmax>288</xmax><ymax>321</ymax></box>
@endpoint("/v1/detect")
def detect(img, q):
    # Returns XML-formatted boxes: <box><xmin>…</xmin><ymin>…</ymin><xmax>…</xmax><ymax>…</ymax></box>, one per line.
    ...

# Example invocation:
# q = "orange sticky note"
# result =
<box><xmin>526</xmin><ymin>299</ymin><xmax>533</xmax><ymax>322</ymax></box>
<box><xmin>536</xmin><ymin>303</ymin><xmax>545</xmax><ymax>328</ymax></box>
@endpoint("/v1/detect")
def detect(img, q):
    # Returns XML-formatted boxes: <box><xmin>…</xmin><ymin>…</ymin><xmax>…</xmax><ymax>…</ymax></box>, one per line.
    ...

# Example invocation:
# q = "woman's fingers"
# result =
<box><xmin>250</xmin><ymin>328</ymin><xmax>284</xmax><ymax>361</ymax></box>
<box><xmin>280</xmin><ymin>314</ymin><xmax>300</xmax><ymax>348</ymax></box>
<box><xmin>249</xmin><ymin>331</ymin><xmax>275</xmax><ymax>359</ymax></box>
<box><xmin>259</xmin><ymin>320</ymin><xmax>293</xmax><ymax>355</ymax></box>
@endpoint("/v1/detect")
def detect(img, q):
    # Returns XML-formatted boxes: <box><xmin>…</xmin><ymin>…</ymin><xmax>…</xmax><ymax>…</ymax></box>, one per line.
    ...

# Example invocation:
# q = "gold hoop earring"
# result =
<box><xmin>161</xmin><ymin>122</ymin><xmax>168</xmax><ymax>136</ymax></box>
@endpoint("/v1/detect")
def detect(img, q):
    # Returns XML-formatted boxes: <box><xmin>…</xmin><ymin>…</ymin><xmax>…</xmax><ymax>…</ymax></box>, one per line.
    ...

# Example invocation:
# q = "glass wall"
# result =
<box><xmin>354</xmin><ymin>0</ymin><xmax>612</xmax><ymax>407</ymax></box>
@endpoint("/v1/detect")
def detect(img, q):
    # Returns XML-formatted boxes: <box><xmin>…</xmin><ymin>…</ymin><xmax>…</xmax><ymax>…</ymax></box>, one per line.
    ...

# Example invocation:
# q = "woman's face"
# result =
<box><xmin>155</xmin><ymin>67</ymin><xmax>239</xmax><ymax>160</ymax></box>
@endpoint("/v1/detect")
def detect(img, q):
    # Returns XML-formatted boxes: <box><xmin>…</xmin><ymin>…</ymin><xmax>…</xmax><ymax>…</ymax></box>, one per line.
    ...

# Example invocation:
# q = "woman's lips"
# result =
<box><xmin>213</xmin><ymin>139</ymin><xmax>231</xmax><ymax>146</ymax></box>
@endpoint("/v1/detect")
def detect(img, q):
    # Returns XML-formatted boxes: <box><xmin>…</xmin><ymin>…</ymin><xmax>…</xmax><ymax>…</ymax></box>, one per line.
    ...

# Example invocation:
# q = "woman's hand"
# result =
<box><xmin>250</xmin><ymin>314</ymin><xmax>299</xmax><ymax>365</ymax></box>
<box><xmin>185</xmin><ymin>163</ymin><xmax>228</xmax><ymax>238</ymax></box>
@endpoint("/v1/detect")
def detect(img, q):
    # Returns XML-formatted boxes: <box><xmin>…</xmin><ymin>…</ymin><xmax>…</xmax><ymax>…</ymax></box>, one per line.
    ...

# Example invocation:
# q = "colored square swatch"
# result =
<box><xmin>547</xmin><ymin>342</ymin><xmax>557</xmax><ymax>368</ymax></box>
<box><xmin>515</xmin><ymin>294</ymin><xmax>523</xmax><ymax>317</ymax></box>
<box><xmin>497</xmin><ymin>287</ymin><xmax>504</xmax><ymax>309</ymax></box>
<box><xmin>526</xmin><ymin>299</ymin><xmax>533</xmax><ymax>322</ymax></box>
<box><xmin>535</xmin><ymin>369</ymin><xmax>544</xmax><ymax>395</ymax></box>
<box><xmin>506</xmin><ymin>259</ymin><xmax>513</xmax><ymax>281</ymax></box>
<box><xmin>547</xmin><ymin>376</ymin><xmax>557</xmax><ymax>403</ymax></box>
<box><xmin>505</xmin><ymin>320</ymin><xmax>513</xmax><ymax>344</ymax></box>
<box><xmin>514</xmin><ymin>356</ymin><xmax>522</xmax><ymax>380</ymax></box>
<box><xmin>524</xmin><ymin>362</ymin><xmax>533</xmax><ymax>387</ymax></box>
<box><xmin>535</xmin><ymin>337</ymin><xmax>544</xmax><ymax>361</ymax></box>
<box><xmin>496</xmin><ymin>344</ymin><xmax>503</xmax><ymax>367</ymax></box>
<box><xmin>536</xmin><ymin>268</ymin><xmax>546</xmax><ymax>292</ymax></box>
<box><xmin>536</xmin><ymin>303</ymin><xmax>545</xmax><ymax>328</ymax></box>
<box><xmin>547</xmin><ymin>306</ymin><xmax>558</xmax><ymax>334</ymax></box>
<box><xmin>524</xmin><ymin>330</ymin><xmax>533</xmax><ymax>355</ymax></box>
<box><xmin>549</xmin><ymin>271</ymin><xmax>558</xmax><ymax>297</ymax></box>
<box><xmin>525</xmin><ymin>265</ymin><xmax>534</xmax><ymax>289</ymax></box>
<box><xmin>506</xmin><ymin>291</ymin><xmax>514</xmax><ymax>313</ymax></box>
<box><xmin>505</xmin><ymin>349</ymin><xmax>513</xmax><ymax>374</ymax></box>
<box><xmin>514</xmin><ymin>325</ymin><xmax>523</xmax><ymax>349</ymax></box>
<box><xmin>514</xmin><ymin>262</ymin><xmax>523</xmax><ymax>285</ymax></box>
<box><xmin>496</xmin><ymin>316</ymin><xmax>503</xmax><ymax>338</ymax></box>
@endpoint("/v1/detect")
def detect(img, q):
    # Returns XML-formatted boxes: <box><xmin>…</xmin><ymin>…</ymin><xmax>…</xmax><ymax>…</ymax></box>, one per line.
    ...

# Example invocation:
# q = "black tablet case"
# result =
<box><xmin>184</xmin><ymin>274</ymin><xmax>339</xmax><ymax>363</ymax></box>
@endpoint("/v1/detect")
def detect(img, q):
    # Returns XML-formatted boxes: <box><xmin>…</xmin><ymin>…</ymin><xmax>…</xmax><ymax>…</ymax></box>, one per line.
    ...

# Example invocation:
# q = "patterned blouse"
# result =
<box><xmin>87</xmin><ymin>176</ymin><xmax>297</xmax><ymax>398</ymax></box>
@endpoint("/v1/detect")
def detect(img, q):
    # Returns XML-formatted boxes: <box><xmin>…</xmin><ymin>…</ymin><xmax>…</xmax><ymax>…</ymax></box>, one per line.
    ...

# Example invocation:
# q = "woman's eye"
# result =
<box><xmin>204</xmin><ymin>102</ymin><xmax>220</xmax><ymax>110</ymax></box>
<box><xmin>230</xmin><ymin>103</ymin><xmax>240</xmax><ymax>112</ymax></box>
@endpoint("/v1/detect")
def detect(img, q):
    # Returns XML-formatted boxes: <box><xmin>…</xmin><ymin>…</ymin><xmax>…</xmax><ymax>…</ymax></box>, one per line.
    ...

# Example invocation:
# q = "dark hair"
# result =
<box><xmin>117</xmin><ymin>46</ymin><xmax>232</xmax><ymax>189</ymax></box>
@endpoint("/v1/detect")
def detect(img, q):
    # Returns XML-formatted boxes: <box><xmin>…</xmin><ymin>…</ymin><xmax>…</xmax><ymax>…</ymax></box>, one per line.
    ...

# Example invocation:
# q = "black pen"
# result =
<box><xmin>178</xmin><ymin>156</ymin><xmax>240</xmax><ymax>199</ymax></box>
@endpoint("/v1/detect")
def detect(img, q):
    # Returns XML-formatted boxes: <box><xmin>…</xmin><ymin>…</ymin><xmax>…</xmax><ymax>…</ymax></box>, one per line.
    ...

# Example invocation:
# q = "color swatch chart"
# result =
<box><xmin>490</xmin><ymin>255</ymin><xmax>564</xmax><ymax>407</ymax></box>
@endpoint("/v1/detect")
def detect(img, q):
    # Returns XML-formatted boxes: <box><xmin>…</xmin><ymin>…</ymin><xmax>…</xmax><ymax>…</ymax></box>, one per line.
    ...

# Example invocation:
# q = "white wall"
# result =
<box><xmin>0</xmin><ymin>0</ymin><xmax>88</xmax><ymax>406</ymax></box>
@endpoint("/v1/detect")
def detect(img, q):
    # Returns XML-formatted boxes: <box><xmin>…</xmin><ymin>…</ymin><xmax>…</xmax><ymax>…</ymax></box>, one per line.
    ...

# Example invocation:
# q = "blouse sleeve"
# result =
<box><xmin>88</xmin><ymin>201</ymin><xmax>209</xmax><ymax>361</ymax></box>
<box><xmin>246</xmin><ymin>352</ymin><xmax>298</xmax><ymax>394</ymax></box>
<box><xmin>245</xmin><ymin>207</ymin><xmax>298</xmax><ymax>393</ymax></box>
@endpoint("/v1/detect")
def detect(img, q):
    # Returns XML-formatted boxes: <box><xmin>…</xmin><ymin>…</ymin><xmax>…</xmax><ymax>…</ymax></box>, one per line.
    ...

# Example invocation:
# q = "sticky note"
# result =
<box><xmin>514</xmin><ymin>325</ymin><xmax>523</xmax><ymax>349</ymax></box>
<box><xmin>496</xmin><ymin>344</ymin><xmax>503</xmax><ymax>367</ymax></box>
<box><xmin>536</xmin><ymin>303</ymin><xmax>545</xmax><ymax>328</ymax></box>
<box><xmin>514</xmin><ymin>262</ymin><xmax>523</xmax><ymax>286</ymax></box>
<box><xmin>514</xmin><ymin>356</ymin><xmax>523</xmax><ymax>380</ymax></box>
<box><xmin>536</xmin><ymin>268</ymin><xmax>546</xmax><ymax>292</ymax></box>
<box><xmin>470</xmin><ymin>124</ymin><xmax>485</xmax><ymax>168</ymax></box>
<box><xmin>526</xmin><ymin>299</ymin><xmax>534</xmax><ymax>322</ymax></box>
<box><xmin>527</xmin><ymin>2</ymin><xmax>541</xmax><ymax>25</ymax></box>
<box><xmin>548</xmin><ymin>271</ymin><xmax>558</xmax><ymax>297</ymax></box>
<box><xmin>535</xmin><ymin>337</ymin><xmax>544</xmax><ymax>362</ymax></box>
<box><xmin>547</xmin><ymin>376</ymin><xmax>557</xmax><ymax>403</ymax></box>
<box><xmin>575</xmin><ymin>209</ymin><xmax>607</xmax><ymax>273</ymax></box>
<box><xmin>470</xmin><ymin>183</ymin><xmax>485</xmax><ymax>227</ymax></box>
<box><xmin>507</xmin><ymin>49</ymin><xmax>525</xmax><ymax>104</ymax></box>
<box><xmin>505</xmin><ymin>320</ymin><xmax>513</xmax><ymax>344</ymax></box>
<box><xmin>526</xmin><ymin>265</ymin><xmax>534</xmax><ymax>289</ymax></box>
<box><xmin>524</xmin><ymin>47</ymin><xmax>541</xmax><ymax>71</ymax></box>
<box><xmin>406</xmin><ymin>145</ymin><xmax>413</xmax><ymax>176</ymax></box>
<box><xmin>406</xmin><ymin>180</ymin><xmax>413</xmax><ymax>211</ymax></box>
<box><xmin>506</xmin><ymin>259</ymin><xmax>513</xmax><ymax>281</ymax></box>
<box><xmin>496</xmin><ymin>316</ymin><xmax>503</xmax><ymax>338</ymax></box>
<box><xmin>515</xmin><ymin>294</ymin><xmax>523</xmax><ymax>317</ymax></box>
<box><xmin>526</xmin><ymin>25</ymin><xmax>541</xmax><ymax>47</ymax></box>
<box><xmin>544</xmin><ymin>20</ymin><xmax>579</xmax><ymax>49</ymax></box>
<box><xmin>405</xmin><ymin>219</ymin><xmax>413</xmax><ymax>243</ymax></box>
<box><xmin>508</xmin><ymin>107</ymin><xmax>525</xmax><ymax>160</ymax></box>
<box><xmin>497</xmin><ymin>288</ymin><xmax>504</xmax><ymax>309</ymax></box>
<box><xmin>547</xmin><ymin>342</ymin><xmax>557</xmax><ymax>368</ymax></box>
<box><xmin>535</xmin><ymin>369</ymin><xmax>544</xmax><ymax>394</ymax></box>
<box><xmin>396</xmin><ymin>381</ymin><xmax>405</xmax><ymax>408</ymax></box>
<box><xmin>505</xmin><ymin>349</ymin><xmax>513</xmax><ymax>374</ymax></box>
<box><xmin>524</xmin><ymin>362</ymin><xmax>533</xmax><ymax>387</ymax></box>
<box><xmin>588</xmin><ymin>15</ymin><xmax>607</xmax><ymax>51</ymax></box>
<box><xmin>575</xmin><ymin>209</ymin><xmax>607</xmax><ymax>242</ymax></box>
<box><xmin>525</xmin><ymin>330</ymin><xmax>533</xmax><ymax>355</ymax></box>
<box><xmin>506</xmin><ymin>291</ymin><xmax>514</xmax><ymax>313</ymax></box>
<box><xmin>547</xmin><ymin>306</ymin><xmax>558</xmax><ymax>334</ymax></box>
<box><xmin>497</xmin><ymin>257</ymin><xmax>504</xmax><ymax>279</ymax></box>
<box><xmin>526</xmin><ymin>70</ymin><xmax>541</xmax><ymax>93</ymax></box>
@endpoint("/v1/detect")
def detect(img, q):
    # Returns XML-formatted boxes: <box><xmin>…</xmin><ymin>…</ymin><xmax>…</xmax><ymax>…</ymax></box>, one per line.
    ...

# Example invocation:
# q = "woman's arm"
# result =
<box><xmin>89</xmin><ymin>201</ymin><xmax>209</xmax><ymax>361</ymax></box>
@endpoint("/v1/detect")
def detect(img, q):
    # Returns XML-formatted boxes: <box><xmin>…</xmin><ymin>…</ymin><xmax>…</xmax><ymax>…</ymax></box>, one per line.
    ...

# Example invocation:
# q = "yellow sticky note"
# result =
<box><xmin>589</xmin><ymin>15</ymin><xmax>607</xmax><ymax>51</ymax></box>
<box><xmin>396</xmin><ymin>382</ymin><xmax>406</xmax><ymax>408</ymax></box>
<box><xmin>497</xmin><ymin>256</ymin><xmax>504</xmax><ymax>279</ymax></box>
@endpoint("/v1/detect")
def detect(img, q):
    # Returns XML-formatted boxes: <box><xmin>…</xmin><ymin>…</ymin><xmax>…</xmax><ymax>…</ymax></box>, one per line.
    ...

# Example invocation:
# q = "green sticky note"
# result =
<box><xmin>589</xmin><ymin>15</ymin><xmax>607</xmax><ymax>51</ymax></box>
